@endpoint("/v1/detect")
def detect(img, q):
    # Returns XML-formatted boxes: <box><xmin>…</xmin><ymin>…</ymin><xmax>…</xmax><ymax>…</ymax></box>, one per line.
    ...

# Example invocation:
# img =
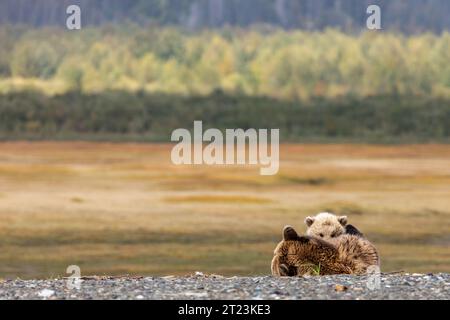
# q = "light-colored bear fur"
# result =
<box><xmin>271</xmin><ymin>225</ymin><xmax>380</xmax><ymax>276</ymax></box>
<box><xmin>305</xmin><ymin>212</ymin><xmax>348</xmax><ymax>240</ymax></box>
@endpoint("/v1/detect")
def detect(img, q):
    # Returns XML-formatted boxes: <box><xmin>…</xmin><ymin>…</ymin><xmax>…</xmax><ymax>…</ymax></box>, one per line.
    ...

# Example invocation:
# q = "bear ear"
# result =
<box><xmin>305</xmin><ymin>216</ymin><xmax>315</xmax><ymax>227</ymax></box>
<box><xmin>338</xmin><ymin>216</ymin><xmax>348</xmax><ymax>226</ymax></box>
<box><xmin>283</xmin><ymin>225</ymin><xmax>299</xmax><ymax>241</ymax></box>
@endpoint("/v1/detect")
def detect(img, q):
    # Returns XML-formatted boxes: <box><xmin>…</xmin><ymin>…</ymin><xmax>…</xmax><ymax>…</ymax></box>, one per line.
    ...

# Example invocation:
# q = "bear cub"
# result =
<box><xmin>305</xmin><ymin>212</ymin><xmax>364</xmax><ymax>240</ymax></box>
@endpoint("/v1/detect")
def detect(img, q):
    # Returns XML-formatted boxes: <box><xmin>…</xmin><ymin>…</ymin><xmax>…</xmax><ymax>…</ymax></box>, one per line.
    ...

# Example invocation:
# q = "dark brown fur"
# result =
<box><xmin>271</xmin><ymin>226</ymin><xmax>379</xmax><ymax>276</ymax></box>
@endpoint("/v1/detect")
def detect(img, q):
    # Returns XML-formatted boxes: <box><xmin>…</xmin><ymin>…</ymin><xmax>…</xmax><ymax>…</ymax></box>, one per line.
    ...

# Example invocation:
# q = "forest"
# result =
<box><xmin>0</xmin><ymin>26</ymin><xmax>449</xmax><ymax>100</ymax></box>
<box><xmin>1</xmin><ymin>0</ymin><xmax>449</xmax><ymax>34</ymax></box>
<box><xmin>0</xmin><ymin>1</ymin><xmax>449</xmax><ymax>142</ymax></box>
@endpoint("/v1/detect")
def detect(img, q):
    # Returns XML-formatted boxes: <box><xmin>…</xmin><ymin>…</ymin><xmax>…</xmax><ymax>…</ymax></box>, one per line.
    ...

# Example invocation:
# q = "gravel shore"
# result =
<box><xmin>0</xmin><ymin>273</ymin><xmax>448</xmax><ymax>300</ymax></box>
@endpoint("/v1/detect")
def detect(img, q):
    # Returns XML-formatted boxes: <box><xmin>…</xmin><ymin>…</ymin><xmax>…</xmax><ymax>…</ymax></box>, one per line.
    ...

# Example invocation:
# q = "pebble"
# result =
<box><xmin>38</xmin><ymin>289</ymin><xmax>55</xmax><ymax>298</ymax></box>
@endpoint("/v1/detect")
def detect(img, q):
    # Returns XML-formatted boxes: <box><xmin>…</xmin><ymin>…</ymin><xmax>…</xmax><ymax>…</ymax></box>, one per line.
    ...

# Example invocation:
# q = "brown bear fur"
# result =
<box><xmin>271</xmin><ymin>225</ymin><xmax>380</xmax><ymax>276</ymax></box>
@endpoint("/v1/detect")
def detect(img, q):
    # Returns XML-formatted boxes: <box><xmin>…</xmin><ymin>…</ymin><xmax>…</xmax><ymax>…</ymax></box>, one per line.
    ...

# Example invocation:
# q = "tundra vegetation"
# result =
<box><xmin>0</xmin><ymin>143</ymin><xmax>449</xmax><ymax>278</ymax></box>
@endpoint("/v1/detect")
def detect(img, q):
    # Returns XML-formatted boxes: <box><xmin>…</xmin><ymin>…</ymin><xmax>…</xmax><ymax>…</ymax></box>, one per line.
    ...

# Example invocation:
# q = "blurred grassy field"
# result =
<box><xmin>0</xmin><ymin>142</ymin><xmax>449</xmax><ymax>279</ymax></box>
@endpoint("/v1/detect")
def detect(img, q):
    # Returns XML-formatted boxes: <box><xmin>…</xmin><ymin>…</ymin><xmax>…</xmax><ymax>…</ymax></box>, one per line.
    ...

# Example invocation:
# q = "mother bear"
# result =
<box><xmin>271</xmin><ymin>225</ymin><xmax>380</xmax><ymax>276</ymax></box>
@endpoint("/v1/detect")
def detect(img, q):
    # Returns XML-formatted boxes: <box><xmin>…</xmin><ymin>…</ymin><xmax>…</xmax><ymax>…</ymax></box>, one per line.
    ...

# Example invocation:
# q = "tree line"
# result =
<box><xmin>0</xmin><ymin>26</ymin><xmax>449</xmax><ymax>100</ymax></box>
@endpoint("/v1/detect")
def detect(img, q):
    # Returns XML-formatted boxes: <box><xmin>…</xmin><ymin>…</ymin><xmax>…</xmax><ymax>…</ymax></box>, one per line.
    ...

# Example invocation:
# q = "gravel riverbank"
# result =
<box><xmin>0</xmin><ymin>273</ymin><xmax>448</xmax><ymax>300</ymax></box>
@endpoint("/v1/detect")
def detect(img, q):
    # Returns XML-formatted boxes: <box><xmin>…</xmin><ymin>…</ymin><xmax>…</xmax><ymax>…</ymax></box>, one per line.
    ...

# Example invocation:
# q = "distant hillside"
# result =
<box><xmin>0</xmin><ymin>0</ymin><xmax>449</xmax><ymax>34</ymax></box>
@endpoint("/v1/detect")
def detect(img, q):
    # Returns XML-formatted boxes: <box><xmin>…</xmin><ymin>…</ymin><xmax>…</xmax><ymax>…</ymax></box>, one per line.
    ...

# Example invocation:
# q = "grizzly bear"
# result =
<box><xmin>271</xmin><ymin>225</ymin><xmax>379</xmax><ymax>276</ymax></box>
<box><xmin>305</xmin><ymin>212</ymin><xmax>364</xmax><ymax>240</ymax></box>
